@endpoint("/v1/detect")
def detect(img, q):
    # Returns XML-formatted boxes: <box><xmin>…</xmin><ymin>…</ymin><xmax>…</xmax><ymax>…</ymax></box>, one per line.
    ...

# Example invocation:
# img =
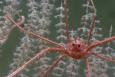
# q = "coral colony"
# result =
<box><xmin>0</xmin><ymin>0</ymin><xmax>115</xmax><ymax>77</ymax></box>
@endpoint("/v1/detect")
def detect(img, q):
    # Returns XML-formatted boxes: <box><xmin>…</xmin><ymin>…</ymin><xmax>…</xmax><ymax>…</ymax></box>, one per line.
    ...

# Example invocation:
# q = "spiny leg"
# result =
<box><xmin>85</xmin><ymin>59</ymin><xmax>91</xmax><ymax>77</ymax></box>
<box><xmin>64</xmin><ymin>0</ymin><xmax>70</xmax><ymax>43</ymax></box>
<box><xmin>5</xmin><ymin>14</ymin><xmax>25</xmax><ymax>29</ymax></box>
<box><xmin>7</xmin><ymin>48</ymin><xmax>49</xmax><ymax>77</ymax></box>
<box><xmin>90</xmin><ymin>0</ymin><xmax>96</xmax><ymax>13</ymax></box>
<box><xmin>86</xmin><ymin>1</ymin><xmax>114</xmax><ymax>51</ymax></box>
<box><xmin>64</xmin><ymin>0</ymin><xmax>70</xmax><ymax>42</ymax></box>
<box><xmin>4</xmin><ymin>15</ymin><xmax>63</xmax><ymax>48</ymax></box>
<box><xmin>87</xmin><ymin>0</ymin><xmax>96</xmax><ymax>44</ymax></box>
<box><xmin>91</xmin><ymin>52</ymin><xmax>115</xmax><ymax>62</ymax></box>
<box><xmin>86</xmin><ymin>36</ymin><xmax>115</xmax><ymax>52</ymax></box>
<box><xmin>3</xmin><ymin>15</ymin><xmax>25</xmax><ymax>42</ymax></box>
<box><xmin>37</xmin><ymin>1</ymin><xmax>68</xmax><ymax>76</ymax></box>
<box><xmin>87</xmin><ymin>14</ymin><xmax>96</xmax><ymax>44</ymax></box>
<box><xmin>38</xmin><ymin>55</ymin><xmax>65</xmax><ymax>77</ymax></box>
<box><xmin>6</xmin><ymin>48</ymin><xmax>65</xmax><ymax>77</ymax></box>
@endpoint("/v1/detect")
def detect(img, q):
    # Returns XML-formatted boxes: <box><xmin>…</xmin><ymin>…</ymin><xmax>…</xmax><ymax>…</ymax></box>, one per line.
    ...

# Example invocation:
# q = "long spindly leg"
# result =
<box><xmin>38</xmin><ymin>55</ymin><xmax>66</xmax><ymax>77</ymax></box>
<box><xmin>4</xmin><ymin>15</ymin><xmax>63</xmax><ymax>48</ymax></box>
<box><xmin>63</xmin><ymin>0</ymin><xmax>70</xmax><ymax>42</ymax></box>
<box><xmin>6</xmin><ymin>48</ymin><xmax>65</xmax><ymax>77</ymax></box>
<box><xmin>87</xmin><ymin>14</ymin><xmax>96</xmax><ymax>44</ymax></box>
<box><xmin>87</xmin><ymin>0</ymin><xmax>96</xmax><ymax>44</ymax></box>
<box><xmin>86</xmin><ymin>36</ymin><xmax>115</xmax><ymax>52</ymax></box>
<box><xmin>85</xmin><ymin>59</ymin><xmax>91</xmax><ymax>77</ymax></box>
<box><xmin>91</xmin><ymin>52</ymin><xmax>115</xmax><ymax>62</ymax></box>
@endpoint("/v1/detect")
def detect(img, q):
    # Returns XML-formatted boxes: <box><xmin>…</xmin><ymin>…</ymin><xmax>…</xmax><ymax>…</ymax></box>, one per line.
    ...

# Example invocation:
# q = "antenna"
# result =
<box><xmin>64</xmin><ymin>0</ymin><xmax>70</xmax><ymax>42</ymax></box>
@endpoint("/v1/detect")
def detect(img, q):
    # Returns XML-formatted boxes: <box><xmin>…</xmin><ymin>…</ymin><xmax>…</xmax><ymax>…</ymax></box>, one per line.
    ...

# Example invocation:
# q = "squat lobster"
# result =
<box><xmin>4</xmin><ymin>0</ymin><xmax>115</xmax><ymax>77</ymax></box>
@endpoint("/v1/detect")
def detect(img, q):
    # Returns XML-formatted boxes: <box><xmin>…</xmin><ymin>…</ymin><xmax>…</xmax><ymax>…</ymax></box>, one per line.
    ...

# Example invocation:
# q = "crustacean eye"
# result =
<box><xmin>72</xmin><ymin>43</ymin><xmax>81</xmax><ymax>48</ymax></box>
<box><xmin>72</xmin><ymin>43</ymin><xmax>75</xmax><ymax>46</ymax></box>
<box><xmin>77</xmin><ymin>44</ymin><xmax>81</xmax><ymax>48</ymax></box>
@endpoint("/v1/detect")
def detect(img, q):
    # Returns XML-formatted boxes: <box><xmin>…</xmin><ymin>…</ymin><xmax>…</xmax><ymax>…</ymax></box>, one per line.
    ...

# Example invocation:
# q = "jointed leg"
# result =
<box><xmin>86</xmin><ymin>36</ymin><xmax>115</xmax><ymax>52</ymax></box>
<box><xmin>85</xmin><ymin>59</ymin><xmax>91</xmax><ymax>77</ymax></box>
<box><xmin>91</xmin><ymin>52</ymin><xmax>115</xmax><ymax>62</ymax></box>
<box><xmin>6</xmin><ymin>48</ymin><xmax>65</xmax><ymax>77</ymax></box>
<box><xmin>64</xmin><ymin>0</ymin><xmax>70</xmax><ymax>42</ymax></box>
<box><xmin>90</xmin><ymin>0</ymin><xmax>96</xmax><ymax>13</ymax></box>
<box><xmin>87</xmin><ymin>0</ymin><xmax>96</xmax><ymax>44</ymax></box>
<box><xmin>87</xmin><ymin>14</ymin><xmax>96</xmax><ymax>45</ymax></box>
<box><xmin>4</xmin><ymin>15</ymin><xmax>63</xmax><ymax>48</ymax></box>
<box><xmin>38</xmin><ymin>55</ymin><xmax>65</xmax><ymax>77</ymax></box>
<box><xmin>86</xmin><ymin>0</ymin><xmax>115</xmax><ymax>52</ymax></box>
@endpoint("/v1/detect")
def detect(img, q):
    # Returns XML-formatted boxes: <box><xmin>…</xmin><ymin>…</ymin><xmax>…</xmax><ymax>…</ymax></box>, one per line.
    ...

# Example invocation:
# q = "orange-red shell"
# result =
<box><xmin>66</xmin><ymin>39</ymin><xmax>87</xmax><ymax>59</ymax></box>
